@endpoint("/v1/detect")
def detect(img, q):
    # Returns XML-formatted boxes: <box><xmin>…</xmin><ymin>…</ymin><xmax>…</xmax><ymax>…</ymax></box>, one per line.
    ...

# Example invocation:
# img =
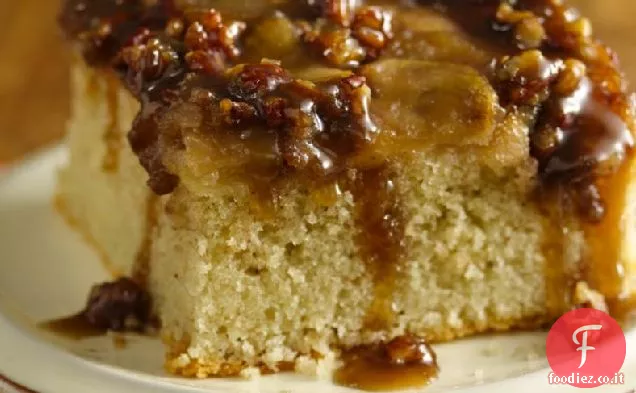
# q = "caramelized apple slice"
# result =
<box><xmin>292</xmin><ymin>67</ymin><xmax>353</xmax><ymax>82</ymax></box>
<box><xmin>389</xmin><ymin>7</ymin><xmax>458</xmax><ymax>34</ymax></box>
<box><xmin>159</xmin><ymin>96</ymin><xmax>281</xmax><ymax>191</ymax></box>
<box><xmin>386</xmin><ymin>30</ymin><xmax>490</xmax><ymax>68</ymax></box>
<box><xmin>362</xmin><ymin>59</ymin><xmax>499</xmax><ymax>149</ymax></box>
<box><xmin>244</xmin><ymin>13</ymin><xmax>302</xmax><ymax>63</ymax></box>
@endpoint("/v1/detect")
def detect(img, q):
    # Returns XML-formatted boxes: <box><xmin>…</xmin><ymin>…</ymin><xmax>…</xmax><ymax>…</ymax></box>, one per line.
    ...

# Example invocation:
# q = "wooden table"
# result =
<box><xmin>0</xmin><ymin>0</ymin><xmax>69</xmax><ymax>164</ymax></box>
<box><xmin>0</xmin><ymin>0</ymin><xmax>635</xmax><ymax>164</ymax></box>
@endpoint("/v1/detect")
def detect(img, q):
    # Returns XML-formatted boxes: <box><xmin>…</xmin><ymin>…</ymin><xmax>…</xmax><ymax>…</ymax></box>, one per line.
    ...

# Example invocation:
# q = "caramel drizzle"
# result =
<box><xmin>539</xmin><ymin>185</ymin><xmax>575</xmax><ymax>317</ymax></box>
<box><xmin>335</xmin><ymin>335</ymin><xmax>439</xmax><ymax>391</ymax></box>
<box><xmin>348</xmin><ymin>166</ymin><xmax>405</xmax><ymax>331</ymax></box>
<box><xmin>586</xmin><ymin>153</ymin><xmax>635</xmax><ymax>304</ymax></box>
<box><xmin>102</xmin><ymin>76</ymin><xmax>122</xmax><ymax>172</ymax></box>
<box><xmin>39</xmin><ymin>312</ymin><xmax>105</xmax><ymax>340</ymax></box>
<box><xmin>425</xmin><ymin>0</ymin><xmax>636</xmax><ymax>314</ymax></box>
<box><xmin>523</xmin><ymin>1</ymin><xmax>634</xmax><ymax>310</ymax></box>
<box><xmin>133</xmin><ymin>194</ymin><xmax>159</xmax><ymax>288</ymax></box>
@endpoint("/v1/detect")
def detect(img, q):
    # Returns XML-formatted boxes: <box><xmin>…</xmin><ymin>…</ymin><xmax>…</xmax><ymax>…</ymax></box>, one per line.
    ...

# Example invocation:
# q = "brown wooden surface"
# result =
<box><xmin>0</xmin><ymin>0</ymin><xmax>635</xmax><ymax>164</ymax></box>
<box><xmin>0</xmin><ymin>0</ymin><xmax>69</xmax><ymax>164</ymax></box>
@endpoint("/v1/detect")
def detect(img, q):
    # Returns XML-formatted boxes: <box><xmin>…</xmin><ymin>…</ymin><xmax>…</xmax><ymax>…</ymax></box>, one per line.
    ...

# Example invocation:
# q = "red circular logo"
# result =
<box><xmin>546</xmin><ymin>308</ymin><xmax>626</xmax><ymax>388</ymax></box>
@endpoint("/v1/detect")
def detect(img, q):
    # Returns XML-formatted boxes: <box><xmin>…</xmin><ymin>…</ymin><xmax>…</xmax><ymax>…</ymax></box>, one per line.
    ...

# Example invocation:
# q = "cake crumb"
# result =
<box><xmin>295</xmin><ymin>352</ymin><xmax>339</xmax><ymax>380</ymax></box>
<box><xmin>574</xmin><ymin>281</ymin><xmax>609</xmax><ymax>312</ymax></box>
<box><xmin>239</xmin><ymin>367</ymin><xmax>261</xmax><ymax>380</ymax></box>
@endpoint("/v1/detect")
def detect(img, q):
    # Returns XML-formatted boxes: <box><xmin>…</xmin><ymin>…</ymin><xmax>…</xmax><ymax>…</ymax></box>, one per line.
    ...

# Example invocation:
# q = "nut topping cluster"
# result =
<box><xmin>117</xmin><ymin>8</ymin><xmax>247</xmax><ymax>93</ymax></box>
<box><xmin>61</xmin><ymin>0</ymin><xmax>391</xmax><ymax>194</ymax></box>
<box><xmin>83</xmin><ymin>278</ymin><xmax>152</xmax><ymax>332</ymax></box>
<box><xmin>59</xmin><ymin>0</ymin><xmax>147</xmax><ymax>64</ymax></box>
<box><xmin>182</xmin><ymin>9</ymin><xmax>246</xmax><ymax>74</ymax></box>
<box><xmin>496</xmin><ymin>3</ymin><xmax>547</xmax><ymax>50</ymax></box>
<box><xmin>218</xmin><ymin>61</ymin><xmax>378</xmax><ymax>172</ymax></box>
<box><xmin>494</xmin><ymin>49</ymin><xmax>561</xmax><ymax>106</ymax></box>
<box><xmin>301</xmin><ymin>1</ymin><xmax>393</xmax><ymax>67</ymax></box>
<box><xmin>118</xmin><ymin>32</ymin><xmax>181</xmax><ymax>93</ymax></box>
<box><xmin>59</xmin><ymin>0</ymin><xmax>635</xmax><ymax>227</ymax></box>
<box><xmin>314</xmin><ymin>0</ymin><xmax>361</xmax><ymax>27</ymax></box>
<box><xmin>492</xmin><ymin>0</ymin><xmax>634</xmax><ymax>222</ymax></box>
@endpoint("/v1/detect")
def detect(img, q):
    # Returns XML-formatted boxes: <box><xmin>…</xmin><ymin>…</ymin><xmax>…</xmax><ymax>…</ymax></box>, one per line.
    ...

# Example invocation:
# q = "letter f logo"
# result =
<box><xmin>572</xmin><ymin>324</ymin><xmax>603</xmax><ymax>369</ymax></box>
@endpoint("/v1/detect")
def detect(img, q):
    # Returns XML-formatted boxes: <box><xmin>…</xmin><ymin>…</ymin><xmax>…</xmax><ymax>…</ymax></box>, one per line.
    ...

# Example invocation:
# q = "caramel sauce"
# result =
<box><xmin>335</xmin><ymin>335</ymin><xmax>439</xmax><ymax>392</ymax></box>
<box><xmin>85</xmin><ymin>70</ymin><xmax>101</xmax><ymax>99</ymax></box>
<box><xmin>608</xmin><ymin>295</ymin><xmax>636</xmax><ymax>323</ymax></box>
<box><xmin>425</xmin><ymin>0</ymin><xmax>636</xmax><ymax>317</ymax></box>
<box><xmin>540</xmin><ymin>194</ymin><xmax>574</xmax><ymax>317</ymax></box>
<box><xmin>348</xmin><ymin>166</ymin><xmax>405</xmax><ymax>331</ymax></box>
<box><xmin>113</xmin><ymin>334</ymin><xmax>129</xmax><ymax>349</ymax></box>
<box><xmin>102</xmin><ymin>75</ymin><xmax>122</xmax><ymax>172</ymax></box>
<box><xmin>127</xmin><ymin>69</ymin><xmax>183</xmax><ymax>195</ymax></box>
<box><xmin>133</xmin><ymin>194</ymin><xmax>160</xmax><ymax>287</ymax></box>
<box><xmin>39</xmin><ymin>313</ymin><xmax>106</xmax><ymax>340</ymax></box>
<box><xmin>41</xmin><ymin>315</ymin><xmax>147</xmax><ymax>348</ymax></box>
<box><xmin>525</xmin><ymin>2</ymin><xmax>634</xmax><ymax>311</ymax></box>
<box><xmin>58</xmin><ymin>0</ymin><xmax>176</xmax><ymax>65</ymax></box>
<box><xmin>40</xmin><ymin>278</ymin><xmax>153</xmax><ymax>340</ymax></box>
<box><xmin>585</xmin><ymin>149</ymin><xmax>635</xmax><ymax>303</ymax></box>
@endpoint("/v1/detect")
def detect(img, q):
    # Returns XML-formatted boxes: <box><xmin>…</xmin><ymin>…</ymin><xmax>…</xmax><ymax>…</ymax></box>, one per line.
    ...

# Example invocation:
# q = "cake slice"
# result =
<box><xmin>56</xmin><ymin>0</ymin><xmax>636</xmax><ymax>388</ymax></box>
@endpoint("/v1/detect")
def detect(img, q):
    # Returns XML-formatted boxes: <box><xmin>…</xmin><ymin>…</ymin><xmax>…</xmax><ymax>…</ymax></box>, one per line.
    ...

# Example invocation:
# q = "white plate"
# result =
<box><xmin>0</xmin><ymin>146</ymin><xmax>634</xmax><ymax>393</ymax></box>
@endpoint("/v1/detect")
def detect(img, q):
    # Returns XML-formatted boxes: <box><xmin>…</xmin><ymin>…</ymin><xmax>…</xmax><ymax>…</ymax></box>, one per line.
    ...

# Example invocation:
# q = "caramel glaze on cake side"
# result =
<box><xmin>432</xmin><ymin>0</ymin><xmax>636</xmax><ymax>319</ymax></box>
<box><xmin>58</xmin><ymin>0</ymin><xmax>636</xmax><ymax>387</ymax></box>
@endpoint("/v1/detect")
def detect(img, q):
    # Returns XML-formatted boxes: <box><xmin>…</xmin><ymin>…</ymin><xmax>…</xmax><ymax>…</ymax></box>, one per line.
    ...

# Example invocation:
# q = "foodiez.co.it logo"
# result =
<box><xmin>572</xmin><ymin>324</ymin><xmax>603</xmax><ymax>369</ymax></box>
<box><xmin>546</xmin><ymin>308</ymin><xmax>627</xmax><ymax>388</ymax></box>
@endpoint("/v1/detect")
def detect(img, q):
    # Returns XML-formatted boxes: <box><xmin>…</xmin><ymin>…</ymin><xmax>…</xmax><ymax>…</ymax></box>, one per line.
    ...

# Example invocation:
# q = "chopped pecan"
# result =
<box><xmin>311</xmin><ymin>0</ymin><xmax>361</xmax><ymax>26</ymax></box>
<box><xmin>119</xmin><ymin>35</ymin><xmax>180</xmax><ymax>90</ymax></box>
<box><xmin>496</xmin><ymin>3</ymin><xmax>546</xmax><ymax>50</ymax></box>
<box><xmin>83</xmin><ymin>278</ymin><xmax>152</xmax><ymax>332</ymax></box>
<box><xmin>301</xmin><ymin>5</ymin><xmax>393</xmax><ymax>67</ymax></box>
<box><xmin>183</xmin><ymin>9</ymin><xmax>246</xmax><ymax>72</ymax></box>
